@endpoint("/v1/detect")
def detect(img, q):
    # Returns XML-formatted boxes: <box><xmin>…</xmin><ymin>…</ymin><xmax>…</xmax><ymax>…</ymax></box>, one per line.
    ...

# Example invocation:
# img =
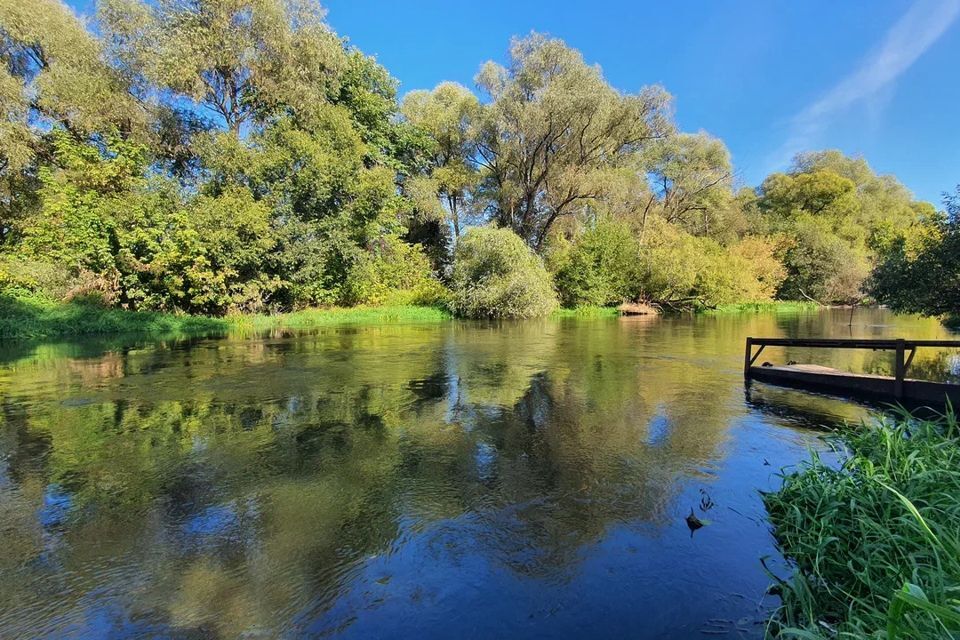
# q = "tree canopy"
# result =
<box><xmin>0</xmin><ymin>3</ymin><xmax>945</xmax><ymax>318</ymax></box>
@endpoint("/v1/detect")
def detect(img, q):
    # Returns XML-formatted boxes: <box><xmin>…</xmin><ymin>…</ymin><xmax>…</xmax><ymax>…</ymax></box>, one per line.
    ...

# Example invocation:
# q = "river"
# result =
<box><xmin>0</xmin><ymin>308</ymin><xmax>954</xmax><ymax>638</ymax></box>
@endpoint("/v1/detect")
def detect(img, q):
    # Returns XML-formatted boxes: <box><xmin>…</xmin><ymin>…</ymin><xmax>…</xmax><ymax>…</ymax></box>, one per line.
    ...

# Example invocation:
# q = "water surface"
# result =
<box><xmin>0</xmin><ymin>308</ymin><xmax>953</xmax><ymax>638</ymax></box>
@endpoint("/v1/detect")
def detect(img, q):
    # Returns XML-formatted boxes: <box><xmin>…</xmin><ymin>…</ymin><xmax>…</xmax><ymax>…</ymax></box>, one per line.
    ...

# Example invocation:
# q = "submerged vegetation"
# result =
<box><xmin>0</xmin><ymin>0</ymin><xmax>949</xmax><ymax>322</ymax></box>
<box><xmin>765</xmin><ymin>410</ymin><xmax>960</xmax><ymax>639</ymax></box>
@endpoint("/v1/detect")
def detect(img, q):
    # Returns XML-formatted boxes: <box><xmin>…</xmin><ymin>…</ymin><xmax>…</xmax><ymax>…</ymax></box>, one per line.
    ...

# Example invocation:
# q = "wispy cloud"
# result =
<box><xmin>770</xmin><ymin>0</ymin><xmax>960</xmax><ymax>170</ymax></box>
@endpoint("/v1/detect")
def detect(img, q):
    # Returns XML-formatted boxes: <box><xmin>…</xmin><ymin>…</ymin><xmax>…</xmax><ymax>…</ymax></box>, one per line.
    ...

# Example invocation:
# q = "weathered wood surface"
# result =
<box><xmin>743</xmin><ymin>337</ymin><xmax>960</xmax><ymax>405</ymax></box>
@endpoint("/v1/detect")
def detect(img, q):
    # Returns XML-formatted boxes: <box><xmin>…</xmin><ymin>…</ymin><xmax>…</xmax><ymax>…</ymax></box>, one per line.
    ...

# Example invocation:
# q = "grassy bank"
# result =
<box><xmin>1</xmin><ymin>292</ymin><xmax>827</xmax><ymax>341</ymax></box>
<box><xmin>0</xmin><ymin>292</ymin><xmax>452</xmax><ymax>340</ymax></box>
<box><xmin>0</xmin><ymin>292</ymin><xmax>228</xmax><ymax>339</ymax></box>
<box><xmin>704</xmin><ymin>301</ymin><xmax>820</xmax><ymax>315</ymax></box>
<box><xmin>551</xmin><ymin>306</ymin><xmax>621</xmax><ymax>318</ymax></box>
<box><xmin>764</xmin><ymin>410</ymin><xmax>960</xmax><ymax>639</ymax></box>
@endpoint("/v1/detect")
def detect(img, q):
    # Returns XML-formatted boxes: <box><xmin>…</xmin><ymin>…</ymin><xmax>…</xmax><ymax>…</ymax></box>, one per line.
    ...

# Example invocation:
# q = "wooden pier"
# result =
<box><xmin>744</xmin><ymin>337</ymin><xmax>960</xmax><ymax>406</ymax></box>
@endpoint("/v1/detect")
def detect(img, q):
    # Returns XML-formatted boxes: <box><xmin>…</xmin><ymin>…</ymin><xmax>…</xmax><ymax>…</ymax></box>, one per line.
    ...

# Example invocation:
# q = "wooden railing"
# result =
<box><xmin>744</xmin><ymin>337</ymin><xmax>960</xmax><ymax>399</ymax></box>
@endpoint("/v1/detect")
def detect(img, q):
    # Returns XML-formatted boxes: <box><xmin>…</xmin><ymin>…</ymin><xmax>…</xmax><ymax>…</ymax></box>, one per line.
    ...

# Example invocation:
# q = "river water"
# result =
<box><xmin>0</xmin><ymin>308</ymin><xmax>954</xmax><ymax>639</ymax></box>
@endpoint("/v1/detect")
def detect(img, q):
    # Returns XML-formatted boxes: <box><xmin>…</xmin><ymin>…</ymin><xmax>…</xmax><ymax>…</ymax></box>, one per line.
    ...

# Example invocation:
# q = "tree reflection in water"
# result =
<box><xmin>0</xmin><ymin>308</ymin><xmax>952</xmax><ymax>638</ymax></box>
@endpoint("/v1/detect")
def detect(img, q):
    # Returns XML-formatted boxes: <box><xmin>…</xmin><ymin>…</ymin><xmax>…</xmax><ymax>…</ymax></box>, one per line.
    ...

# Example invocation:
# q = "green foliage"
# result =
<box><xmin>765</xmin><ymin>410</ymin><xmax>960</xmax><ymax>638</ymax></box>
<box><xmin>0</xmin><ymin>4</ymin><xmax>944</xmax><ymax>326</ymax></box>
<box><xmin>645</xmin><ymin>131</ymin><xmax>734</xmax><ymax>236</ymax></box>
<box><xmin>757</xmin><ymin>152</ymin><xmax>935</xmax><ymax>305</ymax></box>
<box><xmin>548</xmin><ymin>219</ymin><xmax>641</xmax><ymax>307</ymax></box>
<box><xmin>450</xmin><ymin>226</ymin><xmax>558</xmax><ymax>318</ymax></box>
<box><xmin>631</xmin><ymin>221</ymin><xmax>783</xmax><ymax>308</ymax></box>
<box><xmin>475</xmin><ymin>33</ymin><xmax>673</xmax><ymax>248</ymax></box>
<box><xmin>776</xmin><ymin>218</ymin><xmax>870</xmax><ymax>303</ymax></box>
<box><xmin>870</xmin><ymin>186</ymin><xmax>959</xmax><ymax>321</ymax></box>
<box><xmin>343</xmin><ymin>236</ymin><xmax>449</xmax><ymax>306</ymax></box>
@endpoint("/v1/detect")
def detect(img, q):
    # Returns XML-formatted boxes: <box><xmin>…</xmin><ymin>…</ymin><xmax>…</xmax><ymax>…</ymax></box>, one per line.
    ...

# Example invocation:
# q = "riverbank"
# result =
<box><xmin>764</xmin><ymin>410</ymin><xmax>960</xmax><ymax>638</ymax></box>
<box><xmin>704</xmin><ymin>301</ymin><xmax>820</xmax><ymax>315</ymax></box>
<box><xmin>0</xmin><ymin>292</ymin><xmax>452</xmax><ymax>340</ymax></box>
<box><xmin>0</xmin><ymin>292</ymin><xmax>824</xmax><ymax>341</ymax></box>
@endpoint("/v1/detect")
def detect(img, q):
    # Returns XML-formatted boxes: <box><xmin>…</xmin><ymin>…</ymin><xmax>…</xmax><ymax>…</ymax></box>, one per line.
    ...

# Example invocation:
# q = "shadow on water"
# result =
<box><xmin>0</xmin><ymin>308</ymin><xmax>954</xmax><ymax>638</ymax></box>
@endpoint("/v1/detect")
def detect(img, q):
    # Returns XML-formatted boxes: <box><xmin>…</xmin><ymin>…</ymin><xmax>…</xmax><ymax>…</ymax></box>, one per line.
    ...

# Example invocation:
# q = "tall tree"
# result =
<box><xmin>644</xmin><ymin>132</ymin><xmax>733</xmax><ymax>237</ymax></box>
<box><xmin>0</xmin><ymin>0</ymin><xmax>142</xmax><ymax>243</ymax></box>
<box><xmin>474</xmin><ymin>33</ymin><xmax>672</xmax><ymax>249</ymax></box>
<box><xmin>99</xmin><ymin>0</ymin><xmax>346</xmax><ymax>134</ymax></box>
<box><xmin>402</xmin><ymin>82</ymin><xmax>480</xmax><ymax>239</ymax></box>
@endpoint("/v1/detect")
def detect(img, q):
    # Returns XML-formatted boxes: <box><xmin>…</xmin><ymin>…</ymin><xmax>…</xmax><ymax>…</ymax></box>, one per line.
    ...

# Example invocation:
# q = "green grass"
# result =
<box><xmin>551</xmin><ymin>305</ymin><xmax>621</xmax><ymax>318</ymax></box>
<box><xmin>0</xmin><ymin>291</ymin><xmax>228</xmax><ymax>340</ymax></box>
<box><xmin>0</xmin><ymin>291</ymin><xmax>452</xmax><ymax>341</ymax></box>
<box><xmin>230</xmin><ymin>305</ymin><xmax>452</xmax><ymax>333</ymax></box>
<box><xmin>703</xmin><ymin>301</ymin><xmax>820</xmax><ymax>315</ymax></box>
<box><xmin>764</xmin><ymin>408</ymin><xmax>960</xmax><ymax>639</ymax></box>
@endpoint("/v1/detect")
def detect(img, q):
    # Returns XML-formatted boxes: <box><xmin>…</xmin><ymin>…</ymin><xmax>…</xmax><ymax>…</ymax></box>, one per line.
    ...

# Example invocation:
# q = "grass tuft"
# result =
<box><xmin>703</xmin><ymin>301</ymin><xmax>820</xmax><ymax>315</ymax></box>
<box><xmin>551</xmin><ymin>306</ymin><xmax>620</xmax><ymax>318</ymax></box>
<box><xmin>764</xmin><ymin>408</ymin><xmax>960</xmax><ymax>639</ymax></box>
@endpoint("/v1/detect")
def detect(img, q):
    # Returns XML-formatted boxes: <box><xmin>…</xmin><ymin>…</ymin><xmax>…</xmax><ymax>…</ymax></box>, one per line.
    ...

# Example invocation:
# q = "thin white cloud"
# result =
<box><xmin>770</xmin><ymin>0</ymin><xmax>960</xmax><ymax>170</ymax></box>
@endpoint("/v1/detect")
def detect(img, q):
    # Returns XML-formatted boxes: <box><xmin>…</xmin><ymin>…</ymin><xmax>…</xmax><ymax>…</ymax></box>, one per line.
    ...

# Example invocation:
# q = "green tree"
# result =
<box><xmin>871</xmin><ymin>186</ymin><xmax>958</xmax><ymax>320</ymax></box>
<box><xmin>474</xmin><ymin>33</ymin><xmax>672</xmax><ymax>249</ymax></box>
<box><xmin>402</xmin><ymin>82</ymin><xmax>480</xmax><ymax>240</ymax></box>
<box><xmin>548</xmin><ymin>218</ymin><xmax>640</xmax><ymax>307</ymax></box>
<box><xmin>644</xmin><ymin>132</ymin><xmax>733</xmax><ymax>237</ymax></box>
<box><xmin>99</xmin><ymin>0</ymin><xmax>345</xmax><ymax>134</ymax></box>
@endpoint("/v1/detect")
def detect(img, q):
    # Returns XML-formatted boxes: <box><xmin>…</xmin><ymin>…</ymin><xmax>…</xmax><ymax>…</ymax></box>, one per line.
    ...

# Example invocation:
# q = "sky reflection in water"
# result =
<box><xmin>0</xmin><ymin>308</ymin><xmax>953</xmax><ymax>638</ymax></box>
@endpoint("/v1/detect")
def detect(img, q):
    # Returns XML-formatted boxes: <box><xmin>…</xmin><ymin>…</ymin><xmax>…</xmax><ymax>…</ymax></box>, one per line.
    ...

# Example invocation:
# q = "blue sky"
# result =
<box><xmin>68</xmin><ymin>0</ymin><xmax>960</xmax><ymax>204</ymax></box>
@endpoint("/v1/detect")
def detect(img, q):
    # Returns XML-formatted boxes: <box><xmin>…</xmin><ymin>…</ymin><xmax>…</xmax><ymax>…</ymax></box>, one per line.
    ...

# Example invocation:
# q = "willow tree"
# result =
<box><xmin>474</xmin><ymin>33</ymin><xmax>672</xmax><ymax>249</ymax></box>
<box><xmin>99</xmin><ymin>0</ymin><xmax>346</xmax><ymax>134</ymax></box>
<box><xmin>401</xmin><ymin>82</ymin><xmax>480</xmax><ymax>239</ymax></box>
<box><xmin>644</xmin><ymin>132</ymin><xmax>733</xmax><ymax>237</ymax></box>
<box><xmin>0</xmin><ymin>0</ymin><xmax>142</xmax><ymax>243</ymax></box>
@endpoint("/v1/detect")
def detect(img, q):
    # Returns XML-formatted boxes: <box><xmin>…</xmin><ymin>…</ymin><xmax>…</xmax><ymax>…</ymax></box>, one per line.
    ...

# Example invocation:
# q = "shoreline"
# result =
<box><xmin>1</xmin><ymin>293</ymin><xmax>826</xmax><ymax>342</ymax></box>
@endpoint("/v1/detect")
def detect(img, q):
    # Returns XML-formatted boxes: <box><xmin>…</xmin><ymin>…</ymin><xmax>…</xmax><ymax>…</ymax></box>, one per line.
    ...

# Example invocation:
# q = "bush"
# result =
<box><xmin>627</xmin><ymin>222</ymin><xmax>787</xmax><ymax>309</ymax></box>
<box><xmin>776</xmin><ymin>217</ymin><xmax>869</xmax><ymax>303</ymax></box>
<box><xmin>449</xmin><ymin>226</ymin><xmax>558</xmax><ymax>318</ymax></box>
<box><xmin>0</xmin><ymin>255</ymin><xmax>116</xmax><ymax>304</ymax></box>
<box><xmin>548</xmin><ymin>219</ymin><xmax>640</xmax><ymax>307</ymax></box>
<box><xmin>343</xmin><ymin>235</ymin><xmax>449</xmax><ymax>306</ymax></box>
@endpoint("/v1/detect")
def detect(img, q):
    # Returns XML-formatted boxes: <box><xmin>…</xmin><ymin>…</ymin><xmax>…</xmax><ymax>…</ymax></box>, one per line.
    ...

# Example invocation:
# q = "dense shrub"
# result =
<box><xmin>343</xmin><ymin>236</ymin><xmax>449</xmax><ymax>306</ymax></box>
<box><xmin>449</xmin><ymin>226</ymin><xmax>558</xmax><ymax>318</ymax></box>
<box><xmin>776</xmin><ymin>218</ymin><xmax>869</xmax><ymax>303</ymax></box>
<box><xmin>548</xmin><ymin>219</ymin><xmax>640</xmax><ymax>307</ymax></box>
<box><xmin>634</xmin><ymin>222</ymin><xmax>785</xmax><ymax>308</ymax></box>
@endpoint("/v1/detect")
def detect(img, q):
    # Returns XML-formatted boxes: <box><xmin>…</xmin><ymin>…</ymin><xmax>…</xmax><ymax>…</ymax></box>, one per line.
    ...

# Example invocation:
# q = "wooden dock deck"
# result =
<box><xmin>744</xmin><ymin>338</ymin><xmax>960</xmax><ymax>406</ymax></box>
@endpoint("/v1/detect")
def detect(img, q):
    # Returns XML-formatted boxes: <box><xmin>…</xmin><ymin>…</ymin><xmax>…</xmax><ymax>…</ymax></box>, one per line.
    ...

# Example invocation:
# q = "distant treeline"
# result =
<box><xmin>0</xmin><ymin>0</ymin><xmax>954</xmax><ymax>318</ymax></box>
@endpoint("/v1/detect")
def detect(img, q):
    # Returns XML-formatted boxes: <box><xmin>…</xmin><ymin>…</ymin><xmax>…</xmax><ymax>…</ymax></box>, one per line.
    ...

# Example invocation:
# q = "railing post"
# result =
<box><xmin>744</xmin><ymin>337</ymin><xmax>753</xmax><ymax>378</ymax></box>
<box><xmin>894</xmin><ymin>338</ymin><xmax>905</xmax><ymax>399</ymax></box>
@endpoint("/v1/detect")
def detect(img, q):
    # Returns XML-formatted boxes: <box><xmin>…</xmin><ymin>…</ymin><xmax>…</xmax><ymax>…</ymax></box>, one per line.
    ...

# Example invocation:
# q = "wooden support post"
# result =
<box><xmin>904</xmin><ymin>347</ymin><xmax>917</xmax><ymax>374</ymax></box>
<box><xmin>894</xmin><ymin>338</ymin><xmax>905</xmax><ymax>399</ymax></box>
<box><xmin>744</xmin><ymin>337</ymin><xmax>753</xmax><ymax>378</ymax></box>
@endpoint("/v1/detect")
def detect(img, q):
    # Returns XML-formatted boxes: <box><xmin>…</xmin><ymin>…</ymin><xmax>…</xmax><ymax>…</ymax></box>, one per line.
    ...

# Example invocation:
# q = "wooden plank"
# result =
<box><xmin>748</xmin><ymin>365</ymin><xmax>960</xmax><ymax>406</ymax></box>
<box><xmin>894</xmin><ymin>339</ymin><xmax>905</xmax><ymax>399</ymax></box>
<box><xmin>748</xmin><ymin>338</ymin><xmax>960</xmax><ymax>350</ymax></box>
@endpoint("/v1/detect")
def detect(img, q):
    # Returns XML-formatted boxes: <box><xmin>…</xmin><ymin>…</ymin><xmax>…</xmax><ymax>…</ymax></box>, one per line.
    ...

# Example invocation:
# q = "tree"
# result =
<box><xmin>548</xmin><ymin>218</ymin><xmax>640</xmax><ymax>307</ymax></box>
<box><xmin>99</xmin><ymin>0</ymin><xmax>345</xmax><ymax>134</ymax></box>
<box><xmin>0</xmin><ymin>0</ymin><xmax>143</xmax><ymax>243</ymax></box>
<box><xmin>644</xmin><ymin>132</ymin><xmax>733</xmax><ymax>237</ymax></box>
<box><xmin>474</xmin><ymin>33</ymin><xmax>672</xmax><ymax>249</ymax></box>
<box><xmin>871</xmin><ymin>186</ymin><xmax>959</xmax><ymax>320</ymax></box>
<box><xmin>402</xmin><ymin>82</ymin><xmax>480</xmax><ymax>239</ymax></box>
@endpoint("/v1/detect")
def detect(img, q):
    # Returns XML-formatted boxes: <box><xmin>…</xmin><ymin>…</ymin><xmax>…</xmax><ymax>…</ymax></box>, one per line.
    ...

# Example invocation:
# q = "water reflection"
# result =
<box><xmin>0</xmin><ymin>309</ymin><xmax>953</xmax><ymax>638</ymax></box>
